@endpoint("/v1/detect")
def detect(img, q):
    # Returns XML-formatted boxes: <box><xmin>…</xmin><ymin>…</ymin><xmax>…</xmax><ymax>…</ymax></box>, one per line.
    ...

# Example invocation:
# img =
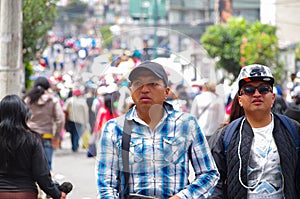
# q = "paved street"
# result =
<box><xmin>51</xmin><ymin>132</ymin><xmax>195</xmax><ymax>199</ymax></box>
<box><xmin>52</xmin><ymin>133</ymin><xmax>98</xmax><ymax>199</ymax></box>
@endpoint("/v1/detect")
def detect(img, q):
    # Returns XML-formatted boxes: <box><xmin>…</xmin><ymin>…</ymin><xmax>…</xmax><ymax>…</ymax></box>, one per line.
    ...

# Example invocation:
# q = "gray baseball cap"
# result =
<box><xmin>128</xmin><ymin>61</ymin><xmax>168</xmax><ymax>86</ymax></box>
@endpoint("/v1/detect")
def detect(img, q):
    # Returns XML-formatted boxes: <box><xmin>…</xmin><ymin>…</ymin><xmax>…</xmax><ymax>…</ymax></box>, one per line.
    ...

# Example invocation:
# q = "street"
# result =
<box><xmin>42</xmin><ymin>48</ymin><xmax>195</xmax><ymax>199</ymax></box>
<box><xmin>51</xmin><ymin>133</ymin><xmax>195</xmax><ymax>199</ymax></box>
<box><xmin>52</xmin><ymin>133</ymin><xmax>98</xmax><ymax>199</ymax></box>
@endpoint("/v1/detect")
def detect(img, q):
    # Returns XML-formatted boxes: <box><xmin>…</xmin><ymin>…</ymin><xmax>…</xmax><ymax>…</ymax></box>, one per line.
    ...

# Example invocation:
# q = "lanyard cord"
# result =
<box><xmin>237</xmin><ymin>116</ymin><xmax>273</xmax><ymax>189</ymax></box>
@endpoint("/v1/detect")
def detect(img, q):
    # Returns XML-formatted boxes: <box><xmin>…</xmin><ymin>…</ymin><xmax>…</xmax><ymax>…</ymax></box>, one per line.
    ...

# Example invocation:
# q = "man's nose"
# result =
<box><xmin>253</xmin><ymin>88</ymin><xmax>261</xmax><ymax>96</ymax></box>
<box><xmin>140</xmin><ymin>83</ymin><xmax>151</xmax><ymax>92</ymax></box>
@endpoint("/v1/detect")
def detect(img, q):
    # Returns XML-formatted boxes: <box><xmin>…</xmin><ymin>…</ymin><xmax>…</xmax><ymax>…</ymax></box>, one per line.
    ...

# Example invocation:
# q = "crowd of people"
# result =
<box><xmin>1</xmin><ymin>53</ymin><xmax>300</xmax><ymax>198</ymax></box>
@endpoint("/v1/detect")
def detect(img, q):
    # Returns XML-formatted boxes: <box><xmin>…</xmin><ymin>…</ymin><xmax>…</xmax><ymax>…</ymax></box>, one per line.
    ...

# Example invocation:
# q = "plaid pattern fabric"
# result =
<box><xmin>97</xmin><ymin>103</ymin><xmax>219</xmax><ymax>199</ymax></box>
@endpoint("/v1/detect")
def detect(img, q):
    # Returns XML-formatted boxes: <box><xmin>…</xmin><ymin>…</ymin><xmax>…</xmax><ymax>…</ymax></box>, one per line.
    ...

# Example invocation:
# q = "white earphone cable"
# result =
<box><xmin>237</xmin><ymin>117</ymin><xmax>273</xmax><ymax>189</ymax></box>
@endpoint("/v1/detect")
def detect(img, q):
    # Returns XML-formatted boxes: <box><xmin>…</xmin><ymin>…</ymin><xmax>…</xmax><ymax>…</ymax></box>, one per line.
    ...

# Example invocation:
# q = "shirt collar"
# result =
<box><xmin>126</xmin><ymin>102</ymin><xmax>174</xmax><ymax>123</ymax></box>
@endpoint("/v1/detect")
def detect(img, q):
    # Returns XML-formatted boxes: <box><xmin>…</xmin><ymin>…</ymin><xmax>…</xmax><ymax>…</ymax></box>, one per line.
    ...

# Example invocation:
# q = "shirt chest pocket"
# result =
<box><xmin>163</xmin><ymin>137</ymin><xmax>186</xmax><ymax>164</ymax></box>
<box><xmin>123</xmin><ymin>137</ymin><xmax>188</xmax><ymax>165</ymax></box>
<box><xmin>128</xmin><ymin>139</ymin><xmax>144</xmax><ymax>164</ymax></box>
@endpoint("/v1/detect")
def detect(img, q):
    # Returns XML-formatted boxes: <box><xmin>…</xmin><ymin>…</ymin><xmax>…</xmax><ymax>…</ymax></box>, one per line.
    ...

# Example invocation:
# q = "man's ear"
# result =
<box><xmin>272</xmin><ymin>92</ymin><xmax>276</xmax><ymax>103</ymax></box>
<box><xmin>238</xmin><ymin>95</ymin><xmax>243</xmax><ymax>107</ymax></box>
<box><xmin>165</xmin><ymin>87</ymin><xmax>171</xmax><ymax>99</ymax></box>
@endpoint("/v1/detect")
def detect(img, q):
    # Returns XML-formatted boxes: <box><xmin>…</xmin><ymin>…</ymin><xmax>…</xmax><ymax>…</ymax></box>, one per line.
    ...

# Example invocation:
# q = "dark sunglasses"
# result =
<box><xmin>239</xmin><ymin>86</ymin><xmax>272</xmax><ymax>96</ymax></box>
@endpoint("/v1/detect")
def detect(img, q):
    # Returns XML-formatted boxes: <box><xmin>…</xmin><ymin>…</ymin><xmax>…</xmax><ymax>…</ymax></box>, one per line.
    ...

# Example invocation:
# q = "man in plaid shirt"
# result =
<box><xmin>97</xmin><ymin>61</ymin><xmax>219</xmax><ymax>199</ymax></box>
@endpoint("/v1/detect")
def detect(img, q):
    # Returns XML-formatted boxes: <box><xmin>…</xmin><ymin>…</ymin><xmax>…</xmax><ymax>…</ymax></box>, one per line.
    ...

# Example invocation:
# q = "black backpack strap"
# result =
<box><xmin>120</xmin><ymin>118</ymin><xmax>133</xmax><ymax>199</ymax></box>
<box><xmin>275</xmin><ymin>113</ymin><xmax>300</xmax><ymax>152</ymax></box>
<box><xmin>223</xmin><ymin>117</ymin><xmax>244</xmax><ymax>154</ymax></box>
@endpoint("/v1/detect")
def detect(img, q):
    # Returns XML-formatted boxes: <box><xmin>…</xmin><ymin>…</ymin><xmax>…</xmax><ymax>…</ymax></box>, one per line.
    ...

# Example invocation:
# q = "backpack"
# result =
<box><xmin>223</xmin><ymin>113</ymin><xmax>300</xmax><ymax>154</ymax></box>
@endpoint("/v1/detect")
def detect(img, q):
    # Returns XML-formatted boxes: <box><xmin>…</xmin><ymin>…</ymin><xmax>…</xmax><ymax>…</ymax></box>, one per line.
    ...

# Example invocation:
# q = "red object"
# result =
<box><xmin>73</xmin><ymin>89</ymin><xmax>82</xmax><ymax>96</ymax></box>
<box><xmin>226</xmin><ymin>101</ymin><xmax>232</xmax><ymax>115</ymax></box>
<box><xmin>93</xmin><ymin>106</ymin><xmax>117</xmax><ymax>135</ymax></box>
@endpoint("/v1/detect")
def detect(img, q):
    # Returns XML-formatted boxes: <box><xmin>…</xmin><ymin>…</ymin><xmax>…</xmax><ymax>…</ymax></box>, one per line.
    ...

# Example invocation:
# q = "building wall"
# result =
<box><xmin>275</xmin><ymin>0</ymin><xmax>300</xmax><ymax>45</ymax></box>
<box><xmin>261</xmin><ymin>0</ymin><xmax>300</xmax><ymax>45</ymax></box>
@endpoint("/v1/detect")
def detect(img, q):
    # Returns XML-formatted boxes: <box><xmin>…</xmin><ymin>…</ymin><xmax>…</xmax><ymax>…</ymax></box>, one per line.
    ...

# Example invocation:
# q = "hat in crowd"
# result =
<box><xmin>237</xmin><ymin>64</ymin><xmax>274</xmax><ymax>90</ymax></box>
<box><xmin>128</xmin><ymin>61</ymin><xmax>168</xmax><ymax>86</ymax></box>
<box><xmin>292</xmin><ymin>86</ymin><xmax>300</xmax><ymax>98</ymax></box>
<box><xmin>73</xmin><ymin>89</ymin><xmax>82</xmax><ymax>96</ymax></box>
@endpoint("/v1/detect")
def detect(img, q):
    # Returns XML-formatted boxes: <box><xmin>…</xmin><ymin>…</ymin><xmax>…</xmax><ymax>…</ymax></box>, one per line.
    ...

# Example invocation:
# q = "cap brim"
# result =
<box><xmin>129</xmin><ymin>67</ymin><xmax>163</xmax><ymax>81</ymax></box>
<box><xmin>239</xmin><ymin>76</ymin><xmax>274</xmax><ymax>89</ymax></box>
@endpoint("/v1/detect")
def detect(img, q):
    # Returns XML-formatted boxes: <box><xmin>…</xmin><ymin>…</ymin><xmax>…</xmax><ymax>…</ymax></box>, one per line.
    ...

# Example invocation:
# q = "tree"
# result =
<box><xmin>99</xmin><ymin>25</ymin><xmax>113</xmax><ymax>49</ymax></box>
<box><xmin>201</xmin><ymin>17</ymin><xmax>247</xmax><ymax>78</ymax></box>
<box><xmin>201</xmin><ymin>17</ymin><xmax>283</xmax><ymax>84</ymax></box>
<box><xmin>23</xmin><ymin>0</ymin><xmax>59</xmax><ymax>89</ymax></box>
<box><xmin>240</xmin><ymin>21</ymin><xmax>280</xmax><ymax>67</ymax></box>
<box><xmin>296</xmin><ymin>43</ymin><xmax>300</xmax><ymax>61</ymax></box>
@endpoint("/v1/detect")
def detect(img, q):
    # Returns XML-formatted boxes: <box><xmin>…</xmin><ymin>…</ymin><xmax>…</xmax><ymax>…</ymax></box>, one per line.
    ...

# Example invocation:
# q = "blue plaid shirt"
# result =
<box><xmin>97</xmin><ymin>103</ymin><xmax>219</xmax><ymax>199</ymax></box>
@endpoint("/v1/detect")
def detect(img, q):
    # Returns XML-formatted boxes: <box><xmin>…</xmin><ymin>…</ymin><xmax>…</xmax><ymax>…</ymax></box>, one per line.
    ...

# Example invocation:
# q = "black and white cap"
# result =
<box><xmin>237</xmin><ymin>64</ymin><xmax>274</xmax><ymax>89</ymax></box>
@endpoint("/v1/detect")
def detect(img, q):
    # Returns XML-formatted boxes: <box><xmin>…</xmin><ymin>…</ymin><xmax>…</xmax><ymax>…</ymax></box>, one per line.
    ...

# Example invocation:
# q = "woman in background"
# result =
<box><xmin>0</xmin><ymin>95</ymin><xmax>66</xmax><ymax>199</ymax></box>
<box><xmin>88</xmin><ymin>93</ymin><xmax>118</xmax><ymax>157</ymax></box>
<box><xmin>63</xmin><ymin>88</ymin><xmax>90</xmax><ymax>152</ymax></box>
<box><xmin>23</xmin><ymin>76</ymin><xmax>65</xmax><ymax>170</ymax></box>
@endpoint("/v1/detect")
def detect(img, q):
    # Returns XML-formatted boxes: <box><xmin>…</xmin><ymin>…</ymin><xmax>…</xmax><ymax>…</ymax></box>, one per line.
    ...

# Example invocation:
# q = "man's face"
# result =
<box><xmin>238</xmin><ymin>81</ymin><xmax>275</xmax><ymax>114</ymax></box>
<box><xmin>130</xmin><ymin>70</ymin><xmax>170</xmax><ymax>109</ymax></box>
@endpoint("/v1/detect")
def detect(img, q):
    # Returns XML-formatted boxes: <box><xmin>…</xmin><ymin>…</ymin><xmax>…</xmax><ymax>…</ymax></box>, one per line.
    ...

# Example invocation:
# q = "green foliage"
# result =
<box><xmin>296</xmin><ymin>43</ymin><xmax>300</xmax><ymax>61</ymax></box>
<box><xmin>23</xmin><ymin>0</ymin><xmax>58</xmax><ymax>63</ymax></box>
<box><xmin>201</xmin><ymin>17</ymin><xmax>248</xmax><ymax>78</ymax></box>
<box><xmin>240</xmin><ymin>21</ymin><xmax>285</xmax><ymax>84</ymax></box>
<box><xmin>240</xmin><ymin>22</ymin><xmax>278</xmax><ymax>67</ymax></box>
<box><xmin>99</xmin><ymin>25</ymin><xmax>113</xmax><ymax>49</ymax></box>
<box><xmin>23</xmin><ymin>0</ymin><xmax>58</xmax><ymax>88</ymax></box>
<box><xmin>201</xmin><ymin>17</ymin><xmax>282</xmax><ymax>82</ymax></box>
<box><xmin>24</xmin><ymin>62</ymin><xmax>34</xmax><ymax>89</ymax></box>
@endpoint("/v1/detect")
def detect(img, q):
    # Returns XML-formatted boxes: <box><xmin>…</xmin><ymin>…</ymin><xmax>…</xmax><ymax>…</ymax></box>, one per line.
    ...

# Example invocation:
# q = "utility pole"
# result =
<box><xmin>0</xmin><ymin>0</ymin><xmax>22</xmax><ymax>99</ymax></box>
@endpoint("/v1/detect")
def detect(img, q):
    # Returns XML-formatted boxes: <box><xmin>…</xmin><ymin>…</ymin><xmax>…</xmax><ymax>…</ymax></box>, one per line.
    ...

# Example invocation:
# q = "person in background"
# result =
<box><xmin>64</xmin><ymin>88</ymin><xmax>90</xmax><ymax>152</ymax></box>
<box><xmin>211</xmin><ymin>64</ymin><xmax>300</xmax><ymax>198</ymax></box>
<box><xmin>190</xmin><ymin>81</ymin><xmax>225</xmax><ymax>142</ymax></box>
<box><xmin>271</xmin><ymin>86</ymin><xmax>287</xmax><ymax>114</ymax></box>
<box><xmin>97</xmin><ymin>61</ymin><xmax>219</xmax><ymax>198</ymax></box>
<box><xmin>91</xmin><ymin>86</ymin><xmax>105</xmax><ymax>116</ymax></box>
<box><xmin>117</xmin><ymin>78</ymin><xmax>132</xmax><ymax>115</ymax></box>
<box><xmin>284</xmin><ymin>85</ymin><xmax>300</xmax><ymax>123</ymax></box>
<box><xmin>208</xmin><ymin>93</ymin><xmax>244</xmax><ymax>149</ymax></box>
<box><xmin>285</xmin><ymin>72</ymin><xmax>299</xmax><ymax>105</ymax></box>
<box><xmin>93</xmin><ymin>93</ymin><xmax>118</xmax><ymax>136</ymax></box>
<box><xmin>23</xmin><ymin>76</ymin><xmax>65</xmax><ymax>170</ymax></box>
<box><xmin>175</xmin><ymin>84</ymin><xmax>190</xmax><ymax>112</ymax></box>
<box><xmin>88</xmin><ymin>93</ymin><xmax>118</xmax><ymax>157</ymax></box>
<box><xmin>0</xmin><ymin>95</ymin><xmax>66</xmax><ymax>199</ymax></box>
<box><xmin>85</xmin><ymin>87</ymin><xmax>97</xmax><ymax>135</ymax></box>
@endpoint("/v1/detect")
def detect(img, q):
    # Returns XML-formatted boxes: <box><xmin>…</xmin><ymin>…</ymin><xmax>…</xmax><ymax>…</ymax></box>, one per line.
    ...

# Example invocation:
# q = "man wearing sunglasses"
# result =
<box><xmin>211</xmin><ymin>64</ymin><xmax>300</xmax><ymax>198</ymax></box>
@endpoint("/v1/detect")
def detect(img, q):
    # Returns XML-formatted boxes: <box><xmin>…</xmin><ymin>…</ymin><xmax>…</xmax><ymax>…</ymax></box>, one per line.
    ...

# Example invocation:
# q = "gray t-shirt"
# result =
<box><xmin>247</xmin><ymin>116</ymin><xmax>283</xmax><ymax>198</ymax></box>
